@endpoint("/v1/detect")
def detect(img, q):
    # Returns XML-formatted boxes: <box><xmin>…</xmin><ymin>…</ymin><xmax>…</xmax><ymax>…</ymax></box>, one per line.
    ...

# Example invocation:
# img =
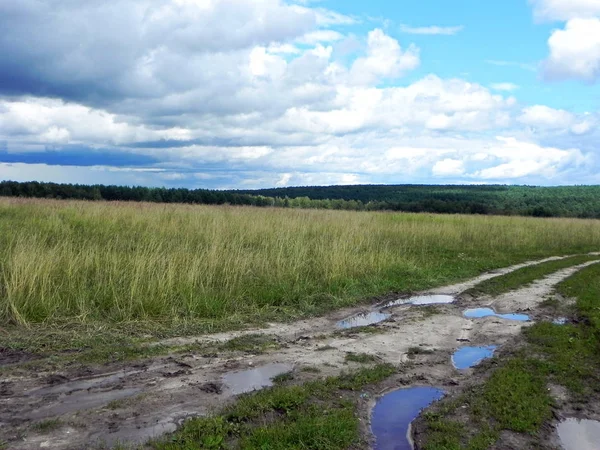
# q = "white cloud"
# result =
<box><xmin>518</xmin><ymin>105</ymin><xmax>574</xmax><ymax>129</ymax></box>
<box><xmin>490</xmin><ymin>83</ymin><xmax>519</xmax><ymax>92</ymax></box>
<box><xmin>349</xmin><ymin>29</ymin><xmax>420</xmax><ymax>85</ymax></box>
<box><xmin>517</xmin><ymin>105</ymin><xmax>597</xmax><ymax>136</ymax></box>
<box><xmin>530</xmin><ymin>0</ymin><xmax>600</xmax><ymax>22</ymax></box>
<box><xmin>314</xmin><ymin>7</ymin><xmax>356</xmax><ymax>26</ymax></box>
<box><xmin>0</xmin><ymin>0</ymin><xmax>597</xmax><ymax>188</ymax></box>
<box><xmin>0</xmin><ymin>97</ymin><xmax>190</xmax><ymax>146</ymax></box>
<box><xmin>542</xmin><ymin>18</ymin><xmax>600</xmax><ymax>82</ymax></box>
<box><xmin>571</xmin><ymin>120</ymin><xmax>594</xmax><ymax>135</ymax></box>
<box><xmin>473</xmin><ymin>137</ymin><xmax>586</xmax><ymax>180</ymax></box>
<box><xmin>399</xmin><ymin>24</ymin><xmax>464</xmax><ymax>35</ymax></box>
<box><xmin>298</xmin><ymin>30</ymin><xmax>344</xmax><ymax>44</ymax></box>
<box><xmin>432</xmin><ymin>159</ymin><xmax>465</xmax><ymax>176</ymax></box>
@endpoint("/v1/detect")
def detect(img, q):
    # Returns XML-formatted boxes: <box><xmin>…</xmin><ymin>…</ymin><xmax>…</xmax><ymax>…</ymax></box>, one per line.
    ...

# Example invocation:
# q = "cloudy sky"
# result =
<box><xmin>1</xmin><ymin>0</ymin><xmax>600</xmax><ymax>189</ymax></box>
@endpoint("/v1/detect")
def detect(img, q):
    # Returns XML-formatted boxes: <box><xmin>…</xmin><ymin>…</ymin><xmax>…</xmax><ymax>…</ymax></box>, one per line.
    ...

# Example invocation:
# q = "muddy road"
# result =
<box><xmin>1</xmin><ymin>255</ymin><xmax>599</xmax><ymax>449</ymax></box>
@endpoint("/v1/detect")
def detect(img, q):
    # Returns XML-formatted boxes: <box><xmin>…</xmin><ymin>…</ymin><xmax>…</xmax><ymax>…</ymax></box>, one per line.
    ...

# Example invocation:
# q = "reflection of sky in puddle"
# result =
<box><xmin>223</xmin><ymin>363</ymin><xmax>292</xmax><ymax>395</ymax></box>
<box><xmin>463</xmin><ymin>307</ymin><xmax>530</xmax><ymax>321</ymax></box>
<box><xmin>336</xmin><ymin>311</ymin><xmax>391</xmax><ymax>329</ymax></box>
<box><xmin>372</xmin><ymin>387</ymin><xmax>445</xmax><ymax>450</ymax></box>
<box><xmin>557</xmin><ymin>418</ymin><xmax>600</xmax><ymax>450</ymax></box>
<box><xmin>385</xmin><ymin>295</ymin><xmax>455</xmax><ymax>308</ymax></box>
<box><xmin>452</xmin><ymin>346</ymin><xmax>496</xmax><ymax>370</ymax></box>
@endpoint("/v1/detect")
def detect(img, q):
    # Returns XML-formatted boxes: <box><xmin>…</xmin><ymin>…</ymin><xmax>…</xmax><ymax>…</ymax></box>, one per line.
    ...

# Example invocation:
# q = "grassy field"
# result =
<box><xmin>2</xmin><ymin>197</ymin><xmax>600</xmax><ymax>336</ymax></box>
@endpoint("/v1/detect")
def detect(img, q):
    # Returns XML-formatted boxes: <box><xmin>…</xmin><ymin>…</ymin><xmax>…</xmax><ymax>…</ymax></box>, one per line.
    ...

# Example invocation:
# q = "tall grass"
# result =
<box><xmin>1</xmin><ymin>197</ymin><xmax>599</xmax><ymax>327</ymax></box>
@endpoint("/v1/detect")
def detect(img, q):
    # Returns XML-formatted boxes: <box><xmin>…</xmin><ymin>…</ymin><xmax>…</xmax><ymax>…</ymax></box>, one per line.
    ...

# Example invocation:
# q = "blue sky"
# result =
<box><xmin>1</xmin><ymin>0</ymin><xmax>600</xmax><ymax>189</ymax></box>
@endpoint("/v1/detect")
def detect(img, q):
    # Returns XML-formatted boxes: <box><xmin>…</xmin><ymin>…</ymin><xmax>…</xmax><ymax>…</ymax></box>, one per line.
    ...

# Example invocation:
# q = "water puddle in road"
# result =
<box><xmin>463</xmin><ymin>307</ymin><xmax>530</xmax><ymax>321</ymax></box>
<box><xmin>385</xmin><ymin>294</ymin><xmax>455</xmax><ymax>308</ymax></box>
<box><xmin>222</xmin><ymin>363</ymin><xmax>293</xmax><ymax>395</ymax></box>
<box><xmin>553</xmin><ymin>317</ymin><xmax>568</xmax><ymax>325</ymax></box>
<box><xmin>336</xmin><ymin>311</ymin><xmax>391</xmax><ymax>329</ymax></box>
<box><xmin>371</xmin><ymin>387</ymin><xmax>445</xmax><ymax>450</ymax></box>
<box><xmin>29</xmin><ymin>388</ymin><xmax>142</xmax><ymax>420</ymax></box>
<box><xmin>557</xmin><ymin>418</ymin><xmax>600</xmax><ymax>450</ymax></box>
<box><xmin>452</xmin><ymin>346</ymin><xmax>497</xmax><ymax>370</ymax></box>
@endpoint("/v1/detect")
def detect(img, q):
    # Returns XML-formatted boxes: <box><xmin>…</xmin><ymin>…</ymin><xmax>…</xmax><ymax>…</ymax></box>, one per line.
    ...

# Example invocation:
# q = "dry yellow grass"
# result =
<box><xmin>1</xmin><ymin>197</ymin><xmax>599</xmax><ymax>328</ymax></box>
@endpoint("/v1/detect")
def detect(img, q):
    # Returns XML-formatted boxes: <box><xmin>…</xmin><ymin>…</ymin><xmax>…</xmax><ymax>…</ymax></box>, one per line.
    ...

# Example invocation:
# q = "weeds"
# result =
<box><xmin>466</xmin><ymin>255</ymin><xmax>600</xmax><ymax>297</ymax></box>
<box><xmin>31</xmin><ymin>419</ymin><xmax>63</xmax><ymax>433</ymax></box>
<box><xmin>2</xmin><ymin>198</ymin><xmax>600</xmax><ymax>332</ymax></box>
<box><xmin>344</xmin><ymin>352</ymin><xmax>379</xmax><ymax>364</ymax></box>
<box><xmin>219</xmin><ymin>335</ymin><xmax>280</xmax><ymax>354</ymax></box>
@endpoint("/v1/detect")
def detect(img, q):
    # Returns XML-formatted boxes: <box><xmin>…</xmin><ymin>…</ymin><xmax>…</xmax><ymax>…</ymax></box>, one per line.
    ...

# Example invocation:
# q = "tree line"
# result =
<box><xmin>1</xmin><ymin>180</ymin><xmax>599</xmax><ymax>218</ymax></box>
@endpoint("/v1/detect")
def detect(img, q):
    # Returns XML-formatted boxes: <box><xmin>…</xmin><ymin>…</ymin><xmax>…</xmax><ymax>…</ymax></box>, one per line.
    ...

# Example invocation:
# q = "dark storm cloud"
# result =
<box><xmin>0</xmin><ymin>0</ymin><xmax>316</xmax><ymax>105</ymax></box>
<box><xmin>0</xmin><ymin>146</ymin><xmax>159</xmax><ymax>167</ymax></box>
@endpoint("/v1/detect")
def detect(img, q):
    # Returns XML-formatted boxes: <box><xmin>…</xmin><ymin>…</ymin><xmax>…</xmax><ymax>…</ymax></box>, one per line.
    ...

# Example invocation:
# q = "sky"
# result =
<box><xmin>1</xmin><ymin>0</ymin><xmax>600</xmax><ymax>189</ymax></box>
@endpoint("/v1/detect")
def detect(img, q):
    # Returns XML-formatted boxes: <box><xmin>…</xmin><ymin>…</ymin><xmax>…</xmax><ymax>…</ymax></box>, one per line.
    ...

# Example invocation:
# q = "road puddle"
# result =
<box><xmin>452</xmin><ymin>346</ymin><xmax>496</xmax><ymax>370</ymax></box>
<box><xmin>371</xmin><ymin>387</ymin><xmax>445</xmax><ymax>450</ymax></box>
<box><xmin>385</xmin><ymin>294</ymin><xmax>455</xmax><ymax>308</ymax></box>
<box><xmin>222</xmin><ymin>363</ymin><xmax>292</xmax><ymax>395</ymax></box>
<box><xmin>557</xmin><ymin>418</ymin><xmax>600</xmax><ymax>450</ymax></box>
<box><xmin>463</xmin><ymin>307</ymin><xmax>530</xmax><ymax>321</ymax></box>
<box><xmin>336</xmin><ymin>311</ymin><xmax>391</xmax><ymax>329</ymax></box>
<box><xmin>29</xmin><ymin>388</ymin><xmax>142</xmax><ymax>420</ymax></box>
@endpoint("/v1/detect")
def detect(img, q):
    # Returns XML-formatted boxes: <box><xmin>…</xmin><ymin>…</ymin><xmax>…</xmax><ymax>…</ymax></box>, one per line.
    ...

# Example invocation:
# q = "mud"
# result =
<box><xmin>0</xmin><ymin>348</ymin><xmax>40</xmax><ymax>366</ymax></box>
<box><xmin>1</xmin><ymin>255</ymin><xmax>599</xmax><ymax>449</ymax></box>
<box><xmin>337</xmin><ymin>312</ymin><xmax>392</xmax><ymax>329</ymax></box>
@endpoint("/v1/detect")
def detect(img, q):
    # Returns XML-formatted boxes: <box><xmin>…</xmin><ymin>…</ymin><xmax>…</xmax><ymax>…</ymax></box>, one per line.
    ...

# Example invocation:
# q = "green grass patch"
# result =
<box><xmin>466</xmin><ymin>255</ymin><xmax>599</xmax><ymax>297</ymax></box>
<box><xmin>344</xmin><ymin>352</ymin><xmax>379</xmax><ymax>364</ymax></box>
<box><xmin>150</xmin><ymin>364</ymin><xmax>395</xmax><ymax>450</ymax></box>
<box><xmin>315</xmin><ymin>345</ymin><xmax>336</xmax><ymax>352</ymax></box>
<box><xmin>300</xmin><ymin>366</ymin><xmax>321</xmax><ymax>373</ymax></box>
<box><xmin>407</xmin><ymin>346</ymin><xmax>434</xmax><ymax>358</ymax></box>
<box><xmin>271</xmin><ymin>372</ymin><xmax>295</xmax><ymax>384</ymax></box>
<box><xmin>334</xmin><ymin>325</ymin><xmax>384</xmax><ymax>336</ymax></box>
<box><xmin>218</xmin><ymin>335</ymin><xmax>280</xmax><ymax>354</ymax></box>
<box><xmin>31</xmin><ymin>419</ymin><xmax>63</xmax><ymax>433</ymax></box>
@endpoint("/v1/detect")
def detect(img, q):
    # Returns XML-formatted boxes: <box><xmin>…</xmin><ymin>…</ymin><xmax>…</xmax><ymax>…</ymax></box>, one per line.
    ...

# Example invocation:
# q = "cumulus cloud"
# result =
<box><xmin>349</xmin><ymin>29</ymin><xmax>420</xmax><ymax>85</ymax></box>
<box><xmin>542</xmin><ymin>18</ymin><xmax>600</xmax><ymax>82</ymax></box>
<box><xmin>0</xmin><ymin>0</ymin><xmax>317</xmax><ymax>102</ymax></box>
<box><xmin>518</xmin><ymin>105</ymin><xmax>596</xmax><ymax>136</ymax></box>
<box><xmin>518</xmin><ymin>105</ymin><xmax>574</xmax><ymax>129</ymax></box>
<box><xmin>0</xmin><ymin>0</ymin><xmax>596</xmax><ymax>188</ymax></box>
<box><xmin>432</xmin><ymin>159</ymin><xmax>465</xmax><ymax>176</ymax></box>
<box><xmin>530</xmin><ymin>0</ymin><xmax>600</xmax><ymax>22</ymax></box>
<box><xmin>473</xmin><ymin>137</ymin><xmax>585</xmax><ymax>180</ymax></box>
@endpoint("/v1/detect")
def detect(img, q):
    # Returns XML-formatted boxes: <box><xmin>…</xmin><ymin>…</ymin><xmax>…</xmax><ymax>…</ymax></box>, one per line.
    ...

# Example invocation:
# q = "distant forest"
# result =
<box><xmin>1</xmin><ymin>180</ymin><xmax>600</xmax><ymax>218</ymax></box>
